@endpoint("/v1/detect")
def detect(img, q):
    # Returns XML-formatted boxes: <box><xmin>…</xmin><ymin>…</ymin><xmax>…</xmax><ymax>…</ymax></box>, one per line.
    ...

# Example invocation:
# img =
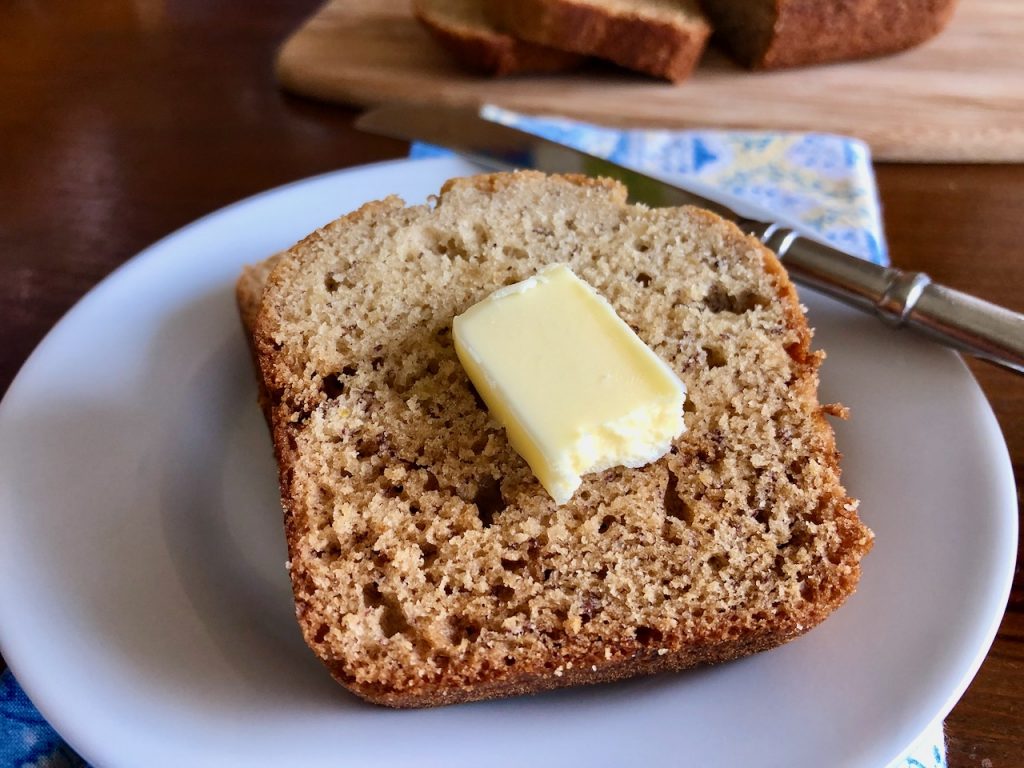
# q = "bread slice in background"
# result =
<box><xmin>413</xmin><ymin>0</ymin><xmax>585</xmax><ymax>76</ymax></box>
<box><xmin>700</xmin><ymin>0</ymin><xmax>959</xmax><ymax>70</ymax></box>
<box><xmin>485</xmin><ymin>0</ymin><xmax>711</xmax><ymax>82</ymax></box>
<box><xmin>243</xmin><ymin>171</ymin><xmax>872</xmax><ymax>707</ymax></box>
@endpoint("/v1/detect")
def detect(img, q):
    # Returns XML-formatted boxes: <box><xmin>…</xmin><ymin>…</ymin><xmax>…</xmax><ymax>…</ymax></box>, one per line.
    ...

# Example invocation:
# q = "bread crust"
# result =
<box><xmin>705</xmin><ymin>0</ymin><xmax>959</xmax><ymax>69</ymax></box>
<box><xmin>325</xmin><ymin>622</ymin><xmax>802</xmax><ymax>707</ymax></box>
<box><xmin>487</xmin><ymin>0</ymin><xmax>711</xmax><ymax>82</ymax></box>
<box><xmin>413</xmin><ymin>0</ymin><xmax>584</xmax><ymax>76</ymax></box>
<box><xmin>244</xmin><ymin>171</ymin><xmax>872</xmax><ymax>708</ymax></box>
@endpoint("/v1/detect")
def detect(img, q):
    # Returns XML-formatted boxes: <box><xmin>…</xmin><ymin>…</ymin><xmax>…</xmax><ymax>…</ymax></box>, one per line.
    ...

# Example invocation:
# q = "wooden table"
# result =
<box><xmin>1</xmin><ymin>2</ymin><xmax>1020</xmax><ymax>764</ymax></box>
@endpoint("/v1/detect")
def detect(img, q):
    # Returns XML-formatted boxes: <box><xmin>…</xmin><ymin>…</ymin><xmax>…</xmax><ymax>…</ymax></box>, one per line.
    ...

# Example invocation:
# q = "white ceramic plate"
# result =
<box><xmin>0</xmin><ymin>156</ymin><xmax>1016</xmax><ymax>768</ymax></box>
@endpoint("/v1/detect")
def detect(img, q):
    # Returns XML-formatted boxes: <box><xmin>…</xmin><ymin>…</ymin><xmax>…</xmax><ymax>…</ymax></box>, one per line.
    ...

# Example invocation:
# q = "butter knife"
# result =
<box><xmin>356</xmin><ymin>104</ymin><xmax>1024</xmax><ymax>375</ymax></box>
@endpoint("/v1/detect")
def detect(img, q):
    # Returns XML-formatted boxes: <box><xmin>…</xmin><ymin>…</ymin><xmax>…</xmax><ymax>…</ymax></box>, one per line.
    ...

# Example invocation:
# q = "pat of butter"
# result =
<box><xmin>453</xmin><ymin>264</ymin><xmax>686</xmax><ymax>505</ymax></box>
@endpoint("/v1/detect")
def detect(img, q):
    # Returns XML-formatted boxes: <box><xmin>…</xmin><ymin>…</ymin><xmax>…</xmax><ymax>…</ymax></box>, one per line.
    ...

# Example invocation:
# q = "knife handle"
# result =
<box><xmin>743</xmin><ymin>221</ymin><xmax>1024</xmax><ymax>375</ymax></box>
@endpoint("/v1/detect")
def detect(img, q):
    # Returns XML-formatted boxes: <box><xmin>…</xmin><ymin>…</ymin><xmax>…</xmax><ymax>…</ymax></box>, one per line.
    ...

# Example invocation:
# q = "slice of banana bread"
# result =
<box><xmin>413</xmin><ymin>0</ymin><xmax>584</xmax><ymax>76</ymax></box>
<box><xmin>485</xmin><ymin>0</ymin><xmax>711</xmax><ymax>82</ymax></box>
<box><xmin>244</xmin><ymin>171</ymin><xmax>872</xmax><ymax>707</ymax></box>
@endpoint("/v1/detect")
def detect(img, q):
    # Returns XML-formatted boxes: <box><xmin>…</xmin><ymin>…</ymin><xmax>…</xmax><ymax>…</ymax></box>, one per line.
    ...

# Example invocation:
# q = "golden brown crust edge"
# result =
<box><xmin>487</xmin><ymin>0</ymin><xmax>711</xmax><ymax>82</ymax></box>
<box><xmin>412</xmin><ymin>0</ymin><xmax>584</xmax><ymax>76</ymax></box>
<box><xmin>244</xmin><ymin>172</ymin><xmax>871</xmax><ymax>708</ymax></box>
<box><xmin>329</xmin><ymin>622</ymin><xmax>804</xmax><ymax>707</ymax></box>
<box><xmin>724</xmin><ymin>0</ymin><xmax>959</xmax><ymax>70</ymax></box>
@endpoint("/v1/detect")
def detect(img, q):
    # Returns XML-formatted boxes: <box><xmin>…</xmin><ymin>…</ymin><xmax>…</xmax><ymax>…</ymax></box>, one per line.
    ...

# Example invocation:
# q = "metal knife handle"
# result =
<box><xmin>743</xmin><ymin>221</ymin><xmax>1024</xmax><ymax>374</ymax></box>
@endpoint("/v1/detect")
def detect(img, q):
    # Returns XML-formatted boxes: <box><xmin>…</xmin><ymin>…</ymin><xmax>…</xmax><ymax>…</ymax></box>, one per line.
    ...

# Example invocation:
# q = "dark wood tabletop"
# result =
<box><xmin>1</xmin><ymin>2</ymin><xmax>1020</xmax><ymax>764</ymax></box>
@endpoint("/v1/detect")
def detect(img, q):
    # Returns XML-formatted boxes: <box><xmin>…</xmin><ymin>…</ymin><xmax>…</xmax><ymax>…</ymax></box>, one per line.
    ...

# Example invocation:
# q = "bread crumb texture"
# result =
<box><xmin>251</xmin><ymin>171</ymin><xmax>873</xmax><ymax>707</ymax></box>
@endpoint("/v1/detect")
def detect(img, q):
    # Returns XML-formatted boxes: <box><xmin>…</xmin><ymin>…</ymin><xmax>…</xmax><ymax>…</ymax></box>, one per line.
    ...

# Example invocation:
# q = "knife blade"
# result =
<box><xmin>357</xmin><ymin>104</ymin><xmax>1024</xmax><ymax>375</ymax></box>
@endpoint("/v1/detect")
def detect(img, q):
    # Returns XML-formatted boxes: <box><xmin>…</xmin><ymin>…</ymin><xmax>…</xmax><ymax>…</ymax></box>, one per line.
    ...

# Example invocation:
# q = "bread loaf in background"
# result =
<box><xmin>240</xmin><ymin>171</ymin><xmax>873</xmax><ymax>707</ymax></box>
<box><xmin>485</xmin><ymin>0</ymin><xmax>711</xmax><ymax>82</ymax></box>
<box><xmin>413</xmin><ymin>0</ymin><xmax>584</xmax><ymax>76</ymax></box>
<box><xmin>415</xmin><ymin>0</ymin><xmax>958</xmax><ymax>79</ymax></box>
<box><xmin>701</xmin><ymin>0</ymin><xmax>959</xmax><ymax>70</ymax></box>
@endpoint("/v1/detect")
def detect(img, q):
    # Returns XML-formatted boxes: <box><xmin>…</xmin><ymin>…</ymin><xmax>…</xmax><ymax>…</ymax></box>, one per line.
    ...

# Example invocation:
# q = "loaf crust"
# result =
<box><xmin>244</xmin><ymin>171</ymin><xmax>872</xmax><ymax>707</ymax></box>
<box><xmin>702</xmin><ymin>0</ymin><xmax>959</xmax><ymax>69</ymax></box>
<box><xmin>486</xmin><ymin>0</ymin><xmax>711</xmax><ymax>82</ymax></box>
<box><xmin>413</xmin><ymin>0</ymin><xmax>584</xmax><ymax>76</ymax></box>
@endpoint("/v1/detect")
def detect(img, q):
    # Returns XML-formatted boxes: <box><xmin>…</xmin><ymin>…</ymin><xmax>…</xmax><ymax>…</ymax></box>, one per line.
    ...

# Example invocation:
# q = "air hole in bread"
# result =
<box><xmin>703</xmin><ymin>345</ymin><xmax>728</xmax><ymax>368</ymax></box>
<box><xmin>502</xmin><ymin>245</ymin><xmax>528</xmax><ymax>261</ymax></box>
<box><xmin>774</xmin><ymin>554</ymin><xmax>789</xmax><ymax>579</ymax></box>
<box><xmin>324</xmin><ymin>274</ymin><xmax>339</xmax><ymax>293</ymax></box>
<box><xmin>450</xmin><ymin>618</ymin><xmax>481</xmax><ymax>644</ymax></box>
<box><xmin>634</xmin><ymin>625</ymin><xmax>663</xmax><ymax>645</ymax></box>
<box><xmin>363</xmin><ymin>582</ymin><xmax>385</xmax><ymax>608</ymax></box>
<box><xmin>782</xmin><ymin>525</ymin><xmax>812</xmax><ymax>551</ymax></box>
<box><xmin>754</xmin><ymin>506</ymin><xmax>770</xmax><ymax>527</ymax></box>
<box><xmin>313</xmin><ymin>623</ymin><xmax>329</xmax><ymax>643</ymax></box>
<box><xmin>704</xmin><ymin>282</ymin><xmax>768</xmax><ymax>314</ymax></box>
<box><xmin>826</xmin><ymin>546</ymin><xmax>844</xmax><ymax>566</ymax></box>
<box><xmin>322</xmin><ymin>538</ymin><xmax>341</xmax><ymax>559</ymax></box>
<box><xmin>634</xmin><ymin>239</ymin><xmax>651</xmax><ymax>253</ymax></box>
<box><xmin>356</xmin><ymin>437</ymin><xmax>380</xmax><ymax>458</ymax></box>
<box><xmin>598</xmin><ymin>515</ymin><xmax>616</xmax><ymax>534</ymax></box>
<box><xmin>504</xmin><ymin>656</ymin><xmax>516</xmax><ymax>666</ymax></box>
<box><xmin>501</xmin><ymin>556</ymin><xmax>527</xmax><ymax>572</ymax></box>
<box><xmin>682</xmin><ymin>397</ymin><xmax>697</xmax><ymax>414</ymax></box>
<box><xmin>321</xmin><ymin>373</ymin><xmax>345</xmax><ymax>399</ymax></box>
<box><xmin>708</xmin><ymin>554</ymin><xmax>729</xmax><ymax>572</ymax></box>
<box><xmin>663</xmin><ymin>473</ymin><xmax>694</xmax><ymax>525</ymax></box>
<box><xmin>380</xmin><ymin>597</ymin><xmax>411</xmax><ymax>638</ymax></box>
<box><xmin>473</xmin><ymin>478</ymin><xmax>505</xmax><ymax>527</ymax></box>
<box><xmin>636</xmin><ymin>272</ymin><xmax>653</xmax><ymax>287</ymax></box>
<box><xmin>420</xmin><ymin>543</ymin><xmax>439</xmax><ymax>568</ymax></box>
<box><xmin>799</xmin><ymin>580</ymin><xmax>816</xmax><ymax>602</ymax></box>
<box><xmin>438</xmin><ymin>237</ymin><xmax>470</xmax><ymax>261</ymax></box>
<box><xmin>492</xmin><ymin>584</ymin><xmax>515</xmax><ymax>602</ymax></box>
<box><xmin>662</xmin><ymin>521</ymin><xmax>683</xmax><ymax>546</ymax></box>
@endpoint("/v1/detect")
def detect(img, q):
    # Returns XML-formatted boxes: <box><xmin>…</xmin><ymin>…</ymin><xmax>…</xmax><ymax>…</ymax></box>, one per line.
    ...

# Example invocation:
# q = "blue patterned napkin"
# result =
<box><xmin>2</xmin><ymin>669</ymin><xmax>87</xmax><ymax>767</ymax></box>
<box><xmin>0</xmin><ymin>110</ymin><xmax>944</xmax><ymax>768</ymax></box>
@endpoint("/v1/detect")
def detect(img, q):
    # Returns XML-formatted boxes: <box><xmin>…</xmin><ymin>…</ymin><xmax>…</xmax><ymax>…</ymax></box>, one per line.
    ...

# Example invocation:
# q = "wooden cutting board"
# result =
<box><xmin>276</xmin><ymin>0</ymin><xmax>1024</xmax><ymax>162</ymax></box>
